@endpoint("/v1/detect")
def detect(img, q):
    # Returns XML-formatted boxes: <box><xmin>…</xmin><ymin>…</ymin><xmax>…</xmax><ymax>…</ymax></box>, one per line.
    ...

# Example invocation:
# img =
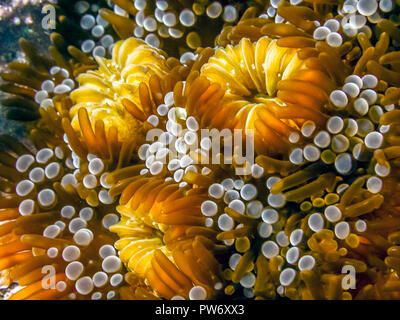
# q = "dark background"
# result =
<box><xmin>0</xmin><ymin>0</ymin><xmax>54</xmax><ymax>139</ymax></box>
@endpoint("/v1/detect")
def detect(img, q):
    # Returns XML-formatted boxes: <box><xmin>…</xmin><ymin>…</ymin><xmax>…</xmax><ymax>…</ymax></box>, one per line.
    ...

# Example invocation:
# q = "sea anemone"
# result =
<box><xmin>1</xmin><ymin>0</ymin><xmax>400</xmax><ymax>301</ymax></box>
<box><xmin>0</xmin><ymin>36</ymin><xmax>142</xmax><ymax>299</ymax></box>
<box><xmin>0</xmin><ymin>134</ymin><xmax>128</xmax><ymax>300</ymax></box>
<box><xmin>200</xmin><ymin>35</ymin><xmax>335</xmax><ymax>155</ymax></box>
<box><xmin>200</xmin><ymin>170</ymin><xmax>399</xmax><ymax>299</ymax></box>
<box><xmin>0</xmin><ymin>32</ymin><xmax>98</xmax><ymax>126</ymax></box>
<box><xmin>69</xmin><ymin>37</ymin><xmax>171</xmax><ymax>141</ymax></box>
<box><xmin>109</xmin><ymin>176</ymin><xmax>224</xmax><ymax>299</ymax></box>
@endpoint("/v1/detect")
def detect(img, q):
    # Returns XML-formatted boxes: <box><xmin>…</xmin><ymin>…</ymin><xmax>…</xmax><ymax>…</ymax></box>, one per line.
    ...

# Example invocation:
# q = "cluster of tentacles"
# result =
<box><xmin>0</xmin><ymin>0</ymin><xmax>400</xmax><ymax>300</ymax></box>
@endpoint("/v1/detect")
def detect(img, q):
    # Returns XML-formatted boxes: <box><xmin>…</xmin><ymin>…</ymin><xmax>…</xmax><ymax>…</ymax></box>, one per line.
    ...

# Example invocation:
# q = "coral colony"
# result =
<box><xmin>0</xmin><ymin>0</ymin><xmax>400</xmax><ymax>300</ymax></box>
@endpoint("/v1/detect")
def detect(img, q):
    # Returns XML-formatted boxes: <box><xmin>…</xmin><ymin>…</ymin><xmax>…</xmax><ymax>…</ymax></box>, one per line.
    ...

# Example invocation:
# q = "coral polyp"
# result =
<box><xmin>1</xmin><ymin>0</ymin><xmax>400</xmax><ymax>301</ymax></box>
<box><xmin>200</xmin><ymin>36</ymin><xmax>334</xmax><ymax>155</ymax></box>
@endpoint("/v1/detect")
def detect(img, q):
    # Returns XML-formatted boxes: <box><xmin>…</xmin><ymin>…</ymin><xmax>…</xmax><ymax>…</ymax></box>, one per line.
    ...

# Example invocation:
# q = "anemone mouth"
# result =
<box><xmin>112</xmin><ymin>216</ymin><xmax>165</xmax><ymax>277</ymax></box>
<box><xmin>69</xmin><ymin>38</ymin><xmax>171</xmax><ymax>141</ymax></box>
<box><xmin>200</xmin><ymin>36</ymin><xmax>336</xmax><ymax>155</ymax></box>
<box><xmin>109</xmin><ymin>176</ymin><xmax>223</xmax><ymax>299</ymax></box>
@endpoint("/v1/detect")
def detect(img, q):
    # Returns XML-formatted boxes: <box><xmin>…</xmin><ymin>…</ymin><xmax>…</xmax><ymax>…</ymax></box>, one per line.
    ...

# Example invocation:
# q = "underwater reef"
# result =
<box><xmin>0</xmin><ymin>0</ymin><xmax>400</xmax><ymax>300</ymax></box>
